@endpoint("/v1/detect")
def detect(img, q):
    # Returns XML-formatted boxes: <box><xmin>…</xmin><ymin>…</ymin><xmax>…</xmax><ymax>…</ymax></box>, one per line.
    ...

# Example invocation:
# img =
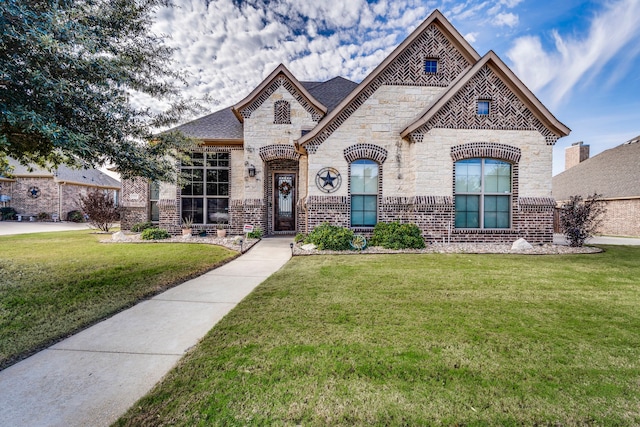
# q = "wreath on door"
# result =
<box><xmin>278</xmin><ymin>181</ymin><xmax>292</xmax><ymax>197</ymax></box>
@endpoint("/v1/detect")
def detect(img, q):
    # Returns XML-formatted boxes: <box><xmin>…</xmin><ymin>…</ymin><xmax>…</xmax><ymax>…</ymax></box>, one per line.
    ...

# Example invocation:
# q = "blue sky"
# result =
<box><xmin>145</xmin><ymin>0</ymin><xmax>640</xmax><ymax>175</ymax></box>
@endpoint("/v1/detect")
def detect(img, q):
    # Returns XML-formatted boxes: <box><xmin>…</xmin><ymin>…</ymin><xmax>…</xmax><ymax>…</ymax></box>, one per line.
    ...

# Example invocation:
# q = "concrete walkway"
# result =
<box><xmin>0</xmin><ymin>237</ymin><xmax>293</xmax><ymax>427</ymax></box>
<box><xmin>0</xmin><ymin>221</ymin><xmax>92</xmax><ymax>235</ymax></box>
<box><xmin>553</xmin><ymin>233</ymin><xmax>640</xmax><ymax>246</ymax></box>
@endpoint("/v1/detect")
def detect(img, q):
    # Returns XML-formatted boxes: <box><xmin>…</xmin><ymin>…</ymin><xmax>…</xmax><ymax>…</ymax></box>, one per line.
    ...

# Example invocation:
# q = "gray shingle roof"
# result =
<box><xmin>7</xmin><ymin>159</ymin><xmax>121</xmax><ymax>188</ymax></box>
<box><xmin>552</xmin><ymin>135</ymin><xmax>640</xmax><ymax>200</ymax></box>
<box><xmin>301</xmin><ymin>77</ymin><xmax>358</xmax><ymax>113</ymax></box>
<box><xmin>171</xmin><ymin>107</ymin><xmax>243</xmax><ymax>140</ymax></box>
<box><xmin>169</xmin><ymin>77</ymin><xmax>357</xmax><ymax>141</ymax></box>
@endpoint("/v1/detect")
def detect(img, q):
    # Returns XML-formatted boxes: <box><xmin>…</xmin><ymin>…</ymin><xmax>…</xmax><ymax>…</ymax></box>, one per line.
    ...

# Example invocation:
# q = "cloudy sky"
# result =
<box><xmin>148</xmin><ymin>0</ymin><xmax>640</xmax><ymax>175</ymax></box>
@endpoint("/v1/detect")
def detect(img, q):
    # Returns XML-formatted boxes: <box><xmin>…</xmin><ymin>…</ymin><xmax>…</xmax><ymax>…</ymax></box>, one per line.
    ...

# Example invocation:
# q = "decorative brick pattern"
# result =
<box><xmin>304</xmin><ymin>23</ymin><xmax>471</xmax><ymax>154</ymax></box>
<box><xmin>410</xmin><ymin>65</ymin><xmax>560</xmax><ymax>145</ymax></box>
<box><xmin>343</xmin><ymin>144</ymin><xmax>388</xmax><ymax>164</ymax></box>
<box><xmin>239</xmin><ymin>76</ymin><xmax>323</xmax><ymax>122</ymax></box>
<box><xmin>274</xmin><ymin>100</ymin><xmax>291</xmax><ymax>124</ymax></box>
<box><xmin>259</xmin><ymin>145</ymin><xmax>301</xmax><ymax>162</ymax></box>
<box><xmin>450</xmin><ymin>142</ymin><xmax>521</xmax><ymax>163</ymax></box>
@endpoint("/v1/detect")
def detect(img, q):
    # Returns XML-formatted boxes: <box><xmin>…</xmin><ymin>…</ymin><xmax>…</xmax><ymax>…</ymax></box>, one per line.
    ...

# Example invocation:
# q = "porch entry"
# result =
<box><xmin>274</xmin><ymin>173</ymin><xmax>295</xmax><ymax>232</ymax></box>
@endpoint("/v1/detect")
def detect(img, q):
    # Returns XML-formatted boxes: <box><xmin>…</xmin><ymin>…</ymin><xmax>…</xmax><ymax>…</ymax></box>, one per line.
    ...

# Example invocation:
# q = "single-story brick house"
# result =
<box><xmin>553</xmin><ymin>136</ymin><xmax>640</xmax><ymax>237</ymax></box>
<box><xmin>0</xmin><ymin>158</ymin><xmax>120</xmax><ymax>221</ymax></box>
<box><xmin>121</xmin><ymin>9</ymin><xmax>570</xmax><ymax>243</ymax></box>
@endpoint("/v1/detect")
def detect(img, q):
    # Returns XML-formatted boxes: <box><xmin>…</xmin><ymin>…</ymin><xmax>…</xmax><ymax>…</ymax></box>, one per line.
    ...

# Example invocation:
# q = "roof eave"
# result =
<box><xmin>298</xmin><ymin>9</ymin><xmax>481</xmax><ymax>147</ymax></box>
<box><xmin>232</xmin><ymin>64</ymin><xmax>327</xmax><ymax>123</ymax></box>
<box><xmin>401</xmin><ymin>51</ymin><xmax>571</xmax><ymax>139</ymax></box>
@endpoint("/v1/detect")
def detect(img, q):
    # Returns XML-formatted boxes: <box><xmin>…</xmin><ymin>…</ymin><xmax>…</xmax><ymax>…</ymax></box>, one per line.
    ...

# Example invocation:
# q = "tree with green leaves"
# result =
<box><xmin>1</xmin><ymin>0</ymin><xmax>201</xmax><ymax>181</ymax></box>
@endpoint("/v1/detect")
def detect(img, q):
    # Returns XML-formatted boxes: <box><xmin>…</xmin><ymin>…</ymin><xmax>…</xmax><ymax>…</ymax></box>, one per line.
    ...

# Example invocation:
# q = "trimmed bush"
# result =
<box><xmin>247</xmin><ymin>227</ymin><xmax>263</xmax><ymax>239</ymax></box>
<box><xmin>67</xmin><ymin>210</ymin><xmax>84</xmax><ymax>223</ymax></box>
<box><xmin>131</xmin><ymin>221</ymin><xmax>154</xmax><ymax>232</ymax></box>
<box><xmin>1</xmin><ymin>207</ymin><xmax>17</xmax><ymax>220</ymax></box>
<box><xmin>370</xmin><ymin>221</ymin><xmax>425</xmax><ymax>249</ymax></box>
<box><xmin>294</xmin><ymin>233</ymin><xmax>306</xmax><ymax>243</ymax></box>
<box><xmin>305</xmin><ymin>223</ymin><xmax>354</xmax><ymax>251</ymax></box>
<box><xmin>140</xmin><ymin>228</ymin><xmax>170</xmax><ymax>240</ymax></box>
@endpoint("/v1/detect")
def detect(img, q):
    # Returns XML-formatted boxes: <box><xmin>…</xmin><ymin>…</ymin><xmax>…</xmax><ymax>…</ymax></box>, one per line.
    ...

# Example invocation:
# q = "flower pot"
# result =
<box><xmin>182</xmin><ymin>228</ymin><xmax>192</xmax><ymax>237</ymax></box>
<box><xmin>217</xmin><ymin>229</ymin><xmax>227</xmax><ymax>238</ymax></box>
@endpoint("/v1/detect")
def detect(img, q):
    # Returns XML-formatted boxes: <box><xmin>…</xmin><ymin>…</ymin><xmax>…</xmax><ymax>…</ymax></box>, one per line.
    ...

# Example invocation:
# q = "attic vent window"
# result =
<box><xmin>274</xmin><ymin>100</ymin><xmax>291</xmax><ymax>124</ymax></box>
<box><xmin>477</xmin><ymin>100</ymin><xmax>490</xmax><ymax>116</ymax></box>
<box><xmin>424</xmin><ymin>59</ymin><xmax>438</xmax><ymax>74</ymax></box>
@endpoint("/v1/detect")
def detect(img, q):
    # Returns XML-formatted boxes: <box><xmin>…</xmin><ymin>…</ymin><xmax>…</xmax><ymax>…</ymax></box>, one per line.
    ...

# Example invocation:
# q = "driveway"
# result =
<box><xmin>553</xmin><ymin>234</ymin><xmax>640</xmax><ymax>246</ymax></box>
<box><xmin>0</xmin><ymin>221</ymin><xmax>96</xmax><ymax>235</ymax></box>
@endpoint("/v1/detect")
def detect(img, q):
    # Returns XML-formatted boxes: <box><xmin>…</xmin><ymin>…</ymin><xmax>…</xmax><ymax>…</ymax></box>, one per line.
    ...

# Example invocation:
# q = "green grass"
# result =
<box><xmin>0</xmin><ymin>230</ymin><xmax>237</xmax><ymax>369</ymax></box>
<box><xmin>116</xmin><ymin>246</ymin><xmax>640</xmax><ymax>426</ymax></box>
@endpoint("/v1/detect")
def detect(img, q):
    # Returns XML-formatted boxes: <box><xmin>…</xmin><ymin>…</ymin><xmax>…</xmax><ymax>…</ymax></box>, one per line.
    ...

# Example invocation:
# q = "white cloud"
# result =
<box><xmin>499</xmin><ymin>0</ymin><xmax>523</xmax><ymax>7</ymax></box>
<box><xmin>464</xmin><ymin>32</ymin><xmax>479</xmax><ymax>43</ymax></box>
<box><xmin>506</xmin><ymin>0</ymin><xmax>640</xmax><ymax>106</ymax></box>
<box><xmin>494</xmin><ymin>12</ymin><xmax>519</xmax><ymax>27</ymax></box>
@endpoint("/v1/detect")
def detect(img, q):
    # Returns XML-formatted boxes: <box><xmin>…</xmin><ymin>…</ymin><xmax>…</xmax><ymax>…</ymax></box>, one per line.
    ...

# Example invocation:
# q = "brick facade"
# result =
<box><xmin>598</xmin><ymin>199</ymin><xmax>640</xmax><ymax>237</ymax></box>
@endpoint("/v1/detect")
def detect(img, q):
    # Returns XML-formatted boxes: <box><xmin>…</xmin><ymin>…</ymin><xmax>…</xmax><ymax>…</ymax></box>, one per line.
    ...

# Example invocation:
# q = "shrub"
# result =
<box><xmin>247</xmin><ymin>227</ymin><xmax>263</xmax><ymax>239</ymax></box>
<box><xmin>131</xmin><ymin>221</ymin><xmax>154</xmax><ymax>232</ymax></box>
<box><xmin>1</xmin><ymin>207</ymin><xmax>17</xmax><ymax>220</ymax></box>
<box><xmin>560</xmin><ymin>193</ymin><xmax>606</xmax><ymax>247</ymax></box>
<box><xmin>37</xmin><ymin>212</ymin><xmax>50</xmax><ymax>221</ymax></box>
<box><xmin>140</xmin><ymin>228</ymin><xmax>170</xmax><ymax>240</ymax></box>
<box><xmin>370</xmin><ymin>221</ymin><xmax>425</xmax><ymax>249</ymax></box>
<box><xmin>79</xmin><ymin>190</ymin><xmax>120</xmax><ymax>232</ymax></box>
<box><xmin>294</xmin><ymin>233</ymin><xmax>306</xmax><ymax>243</ymax></box>
<box><xmin>305</xmin><ymin>223</ymin><xmax>354</xmax><ymax>251</ymax></box>
<box><xmin>67</xmin><ymin>210</ymin><xmax>85</xmax><ymax>223</ymax></box>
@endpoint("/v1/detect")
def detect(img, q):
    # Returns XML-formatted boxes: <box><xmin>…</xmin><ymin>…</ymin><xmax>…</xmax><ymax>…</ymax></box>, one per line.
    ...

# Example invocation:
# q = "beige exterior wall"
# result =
<box><xmin>418</xmin><ymin>129</ymin><xmax>552</xmax><ymax>197</ymax></box>
<box><xmin>243</xmin><ymin>86</ymin><xmax>318</xmax><ymax>199</ymax></box>
<box><xmin>599</xmin><ymin>198</ymin><xmax>640</xmax><ymax>237</ymax></box>
<box><xmin>309</xmin><ymin>85</ymin><xmax>447</xmax><ymax>197</ymax></box>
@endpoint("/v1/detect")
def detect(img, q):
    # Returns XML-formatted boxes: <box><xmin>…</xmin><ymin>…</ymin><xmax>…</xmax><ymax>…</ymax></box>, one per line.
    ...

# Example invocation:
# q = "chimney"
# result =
<box><xmin>565</xmin><ymin>141</ymin><xmax>590</xmax><ymax>170</ymax></box>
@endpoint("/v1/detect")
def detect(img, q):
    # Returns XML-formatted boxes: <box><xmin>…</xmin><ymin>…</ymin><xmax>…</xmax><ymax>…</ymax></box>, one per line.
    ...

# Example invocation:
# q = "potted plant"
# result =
<box><xmin>181</xmin><ymin>216</ymin><xmax>193</xmax><ymax>236</ymax></box>
<box><xmin>216</xmin><ymin>221</ymin><xmax>227</xmax><ymax>238</ymax></box>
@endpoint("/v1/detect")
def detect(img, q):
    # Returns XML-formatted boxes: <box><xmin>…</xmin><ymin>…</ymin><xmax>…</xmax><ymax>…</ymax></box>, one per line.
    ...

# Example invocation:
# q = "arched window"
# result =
<box><xmin>455</xmin><ymin>158</ymin><xmax>511</xmax><ymax>229</ymax></box>
<box><xmin>274</xmin><ymin>100</ymin><xmax>291</xmax><ymax>124</ymax></box>
<box><xmin>350</xmin><ymin>159</ymin><xmax>378</xmax><ymax>227</ymax></box>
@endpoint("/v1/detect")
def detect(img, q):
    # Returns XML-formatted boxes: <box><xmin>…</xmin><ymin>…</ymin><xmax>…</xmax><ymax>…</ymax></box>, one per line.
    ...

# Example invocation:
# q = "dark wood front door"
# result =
<box><xmin>274</xmin><ymin>173</ymin><xmax>295</xmax><ymax>232</ymax></box>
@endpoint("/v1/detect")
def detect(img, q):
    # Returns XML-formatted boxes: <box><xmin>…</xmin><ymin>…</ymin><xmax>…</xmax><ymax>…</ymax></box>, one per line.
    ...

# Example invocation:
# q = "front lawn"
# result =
<box><xmin>0</xmin><ymin>230</ymin><xmax>237</xmax><ymax>369</ymax></box>
<box><xmin>116</xmin><ymin>247</ymin><xmax>640</xmax><ymax>426</ymax></box>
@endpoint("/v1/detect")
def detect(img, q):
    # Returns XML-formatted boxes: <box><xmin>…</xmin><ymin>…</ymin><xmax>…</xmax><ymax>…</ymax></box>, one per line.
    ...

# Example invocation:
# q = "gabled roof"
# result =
<box><xmin>171</xmin><ymin>107</ymin><xmax>243</xmax><ymax>141</ymax></box>
<box><xmin>552</xmin><ymin>136</ymin><xmax>640</xmax><ymax>200</ymax></box>
<box><xmin>297</xmin><ymin>9</ymin><xmax>480</xmax><ymax>149</ymax></box>
<box><xmin>301</xmin><ymin>77</ymin><xmax>359</xmax><ymax>113</ymax></box>
<box><xmin>232</xmin><ymin>63</ymin><xmax>327</xmax><ymax>122</ymax></box>
<box><xmin>7</xmin><ymin>159</ymin><xmax>121</xmax><ymax>189</ymax></box>
<box><xmin>401</xmin><ymin>51</ymin><xmax>570</xmax><ymax>140</ymax></box>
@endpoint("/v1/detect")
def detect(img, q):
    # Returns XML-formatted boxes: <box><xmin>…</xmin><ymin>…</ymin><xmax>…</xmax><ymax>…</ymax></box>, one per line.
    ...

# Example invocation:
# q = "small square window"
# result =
<box><xmin>424</xmin><ymin>59</ymin><xmax>438</xmax><ymax>74</ymax></box>
<box><xmin>477</xmin><ymin>100</ymin><xmax>490</xmax><ymax>115</ymax></box>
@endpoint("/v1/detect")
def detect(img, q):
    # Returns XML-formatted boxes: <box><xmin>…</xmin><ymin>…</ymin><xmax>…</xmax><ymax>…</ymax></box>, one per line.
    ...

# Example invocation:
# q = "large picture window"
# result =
<box><xmin>181</xmin><ymin>152</ymin><xmax>230</xmax><ymax>224</ymax></box>
<box><xmin>455</xmin><ymin>158</ymin><xmax>511</xmax><ymax>229</ymax></box>
<box><xmin>350</xmin><ymin>159</ymin><xmax>378</xmax><ymax>227</ymax></box>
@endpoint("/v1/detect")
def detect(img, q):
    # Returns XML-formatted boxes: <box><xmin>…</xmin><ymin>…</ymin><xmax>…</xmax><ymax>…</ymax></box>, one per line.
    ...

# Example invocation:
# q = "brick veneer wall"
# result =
<box><xmin>599</xmin><ymin>199</ymin><xmax>640</xmax><ymax>237</ymax></box>
<box><xmin>120</xmin><ymin>178</ymin><xmax>150</xmax><ymax>229</ymax></box>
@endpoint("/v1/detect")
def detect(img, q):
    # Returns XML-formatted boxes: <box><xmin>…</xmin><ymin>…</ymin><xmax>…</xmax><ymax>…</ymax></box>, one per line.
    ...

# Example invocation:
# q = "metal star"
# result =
<box><xmin>320</xmin><ymin>170</ymin><xmax>336</xmax><ymax>188</ymax></box>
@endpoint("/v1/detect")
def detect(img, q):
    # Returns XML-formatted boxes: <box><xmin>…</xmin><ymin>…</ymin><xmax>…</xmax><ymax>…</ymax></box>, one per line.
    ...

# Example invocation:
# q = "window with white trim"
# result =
<box><xmin>455</xmin><ymin>158</ymin><xmax>511</xmax><ymax>229</ymax></box>
<box><xmin>149</xmin><ymin>181</ymin><xmax>160</xmax><ymax>222</ymax></box>
<box><xmin>181</xmin><ymin>152</ymin><xmax>230</xmax><ymax>225</ymax></box>
<box><xmin>350</xmin><ymin>159</ymin><xmax>378</xmax><ymax>227</ymax></box>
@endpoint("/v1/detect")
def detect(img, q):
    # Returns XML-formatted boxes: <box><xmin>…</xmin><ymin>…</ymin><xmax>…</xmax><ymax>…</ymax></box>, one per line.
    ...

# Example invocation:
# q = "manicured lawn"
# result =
<box><xmin>116</xmin><ymin>246</ymin><xmax>640</xmax><ymax>426</ymax></box>
<box><xmin>0</xmin><ymin>230</ymin><xmax>237</xmax><ymax>369</ymax></box>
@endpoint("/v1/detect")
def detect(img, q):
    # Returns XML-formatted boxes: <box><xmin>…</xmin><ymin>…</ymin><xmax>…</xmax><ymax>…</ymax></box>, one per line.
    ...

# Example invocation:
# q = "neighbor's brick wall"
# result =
<box><xmin>10</xmin><ymin>177</ymin><xmax>59</xmax><ymax>217</ymax></box>
<box><xmin>599</xmin><ymin>199</ymin><xmax>640</xmax><ymax>237</ymax></box>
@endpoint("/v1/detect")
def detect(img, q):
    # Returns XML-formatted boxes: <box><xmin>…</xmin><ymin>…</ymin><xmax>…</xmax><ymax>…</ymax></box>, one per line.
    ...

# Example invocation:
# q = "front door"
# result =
<box><xmin>274</xmin><ymin>173</ymin><xmax>295</xmax><ymax>232</ymax></box>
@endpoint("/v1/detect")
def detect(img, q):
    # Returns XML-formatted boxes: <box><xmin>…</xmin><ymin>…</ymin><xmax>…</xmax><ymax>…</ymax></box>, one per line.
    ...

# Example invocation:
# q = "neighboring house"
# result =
<box><xmin>121</xmin><ymin>10</ymin><xmax>569</xmax><ymax>243</ymax></box>
<box><xmin>553</xmin><ymin>137</ymin><xmax>640</xmax><ymax>237</ymax></box>
<box><xmin>0</xmin><ymin>159</ymin><xmax>120</xmax><ymax>220</ymax></box>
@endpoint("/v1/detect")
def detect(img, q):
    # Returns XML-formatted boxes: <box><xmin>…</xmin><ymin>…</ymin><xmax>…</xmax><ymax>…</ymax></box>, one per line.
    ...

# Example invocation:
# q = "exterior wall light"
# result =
<box><xmin>248</xmin><ymin>165</ymin><xmax>256</xmax><ymax>177</ymax></box>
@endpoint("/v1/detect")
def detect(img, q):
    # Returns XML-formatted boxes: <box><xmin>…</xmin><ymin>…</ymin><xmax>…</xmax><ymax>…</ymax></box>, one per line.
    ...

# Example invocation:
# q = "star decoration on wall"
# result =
<box><xmin>315</xmin><ymin>167</ymin><xmax>342</xmax><ymax>193</ymax></box>
<box><xmin>28</xmin><ymin>186</ymin><xmax>41</xmax><ymax>198</ymax></box>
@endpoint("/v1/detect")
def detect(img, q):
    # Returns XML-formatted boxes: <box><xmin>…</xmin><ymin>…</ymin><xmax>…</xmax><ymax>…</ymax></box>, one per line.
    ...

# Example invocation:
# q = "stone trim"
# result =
<box><xmin>259</xmin><ymin>145</ymin><xmax>301</xmax><ymax>162</ymax></box>
<box><xmin>343</xmin><ymin>144</ymin><xmax>388</xmax><ymax>164</ymax></box>
<box><xmin>411</xmin><ymin>64</ymin><xmax>560</xmax><ymax>145</ymax></box>
<box><xmin>450</xmin><ymin>142</ymin><xmax>521</xmax><ymax>163</ymax></box>
<box><xmin>239</xmin><ymin>76</ymin><xmax>323</xmax><ymax>122</ymax></box>
<box><xmin>381</xmin><ymin>196</ymin><xmax>453</xmax><ymax>207</ymax></box>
